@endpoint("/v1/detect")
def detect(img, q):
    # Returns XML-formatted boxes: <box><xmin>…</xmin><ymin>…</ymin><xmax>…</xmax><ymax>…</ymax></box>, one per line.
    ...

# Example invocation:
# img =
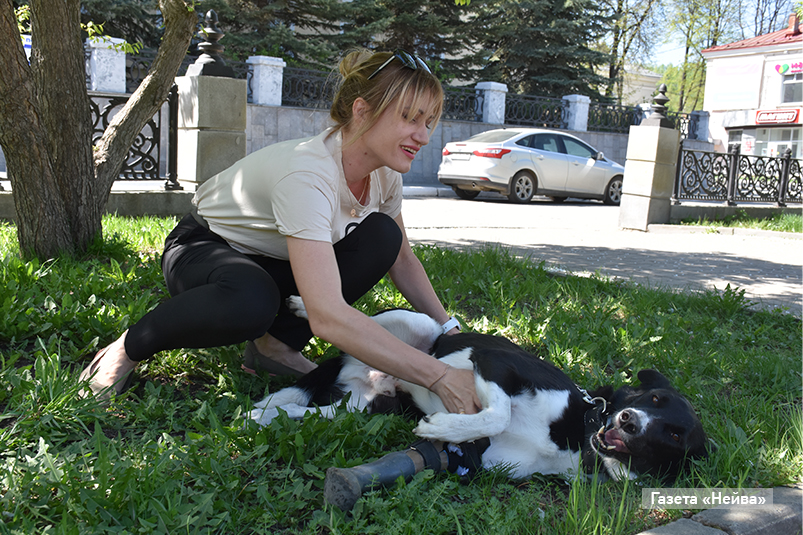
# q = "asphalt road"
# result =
<box><xmin>401</xmin><ymin>193</ymin><xmax>803</xmax><ymax>317</ymax></box>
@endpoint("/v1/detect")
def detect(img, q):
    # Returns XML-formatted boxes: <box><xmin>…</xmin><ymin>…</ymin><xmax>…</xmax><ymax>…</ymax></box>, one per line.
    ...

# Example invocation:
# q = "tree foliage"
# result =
<box><xmin>472</xmin><ymin>0</ymin><xmax>611</xmax><ymax>97</ymax></box>
<box><xmin>598</xmin><ymin>0</ymin><xmax>662</xmax><ymax>101</ymax></box>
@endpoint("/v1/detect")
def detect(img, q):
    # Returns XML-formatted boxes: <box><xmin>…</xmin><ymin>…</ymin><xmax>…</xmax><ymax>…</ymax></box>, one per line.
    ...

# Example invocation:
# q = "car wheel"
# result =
<box><xmin>603</xmin><ymin>176</ymin><xmax>623</xmax><ymax>206</ymax></box>
<box><xmin>452</xmin><ymin>187</ymin><xmax>480</xmax><ymax>200</ymax></box>
<box><xmin>548</xmin><ymin>196</ymin><xmax>567</xmax><ymax>203</ymax></box>
<box><xmin>507</xmin><ymin>171</ymin><xmax>535</xmax><ymax>203</ymax></box>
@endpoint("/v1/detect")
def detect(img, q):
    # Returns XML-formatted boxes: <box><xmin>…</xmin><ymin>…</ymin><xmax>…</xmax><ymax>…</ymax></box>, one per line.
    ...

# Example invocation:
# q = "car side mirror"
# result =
<box><xmin>595</xmin><ymin>151</ymin><xmax>605</xmax><ymax>161</ymax></box>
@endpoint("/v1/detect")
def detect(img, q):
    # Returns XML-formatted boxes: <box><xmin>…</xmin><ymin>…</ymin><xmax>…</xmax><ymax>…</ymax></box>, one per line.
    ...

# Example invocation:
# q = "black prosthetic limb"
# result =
<box><xmin>324</xmin><ymin>439</ymin><xmax>447</xmax><ymax>511</ymax></box>
<box><xmin>324</xmin><ymin>438</ymin><xmax>491</xmax><ymax>511</ymax></box>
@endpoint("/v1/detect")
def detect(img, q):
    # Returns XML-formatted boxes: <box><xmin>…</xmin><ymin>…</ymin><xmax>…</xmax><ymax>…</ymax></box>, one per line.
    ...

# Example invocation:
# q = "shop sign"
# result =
<box><xmin>755</xmin><ymin>109</ymin><xmax>800</xmax><ymax>124</ymax></box>
<box><xmin>775</xmin><ymin>62</ymin><xmax>803</xmax><ymax>74</ymax></box>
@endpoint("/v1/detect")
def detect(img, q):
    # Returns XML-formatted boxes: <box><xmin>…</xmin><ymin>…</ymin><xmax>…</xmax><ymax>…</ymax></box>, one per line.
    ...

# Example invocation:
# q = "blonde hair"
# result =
<box><xmin>330</xmin><ymin>50</ymin><xmax>444</xmax><ymax>144</ymax></box>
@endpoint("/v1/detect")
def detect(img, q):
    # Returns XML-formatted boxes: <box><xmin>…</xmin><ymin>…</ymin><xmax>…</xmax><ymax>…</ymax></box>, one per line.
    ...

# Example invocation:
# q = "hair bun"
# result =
<box><xmin>339</xmin><ymin>49</ymin><xmax>374</xmax><ymax>78</ymax></box>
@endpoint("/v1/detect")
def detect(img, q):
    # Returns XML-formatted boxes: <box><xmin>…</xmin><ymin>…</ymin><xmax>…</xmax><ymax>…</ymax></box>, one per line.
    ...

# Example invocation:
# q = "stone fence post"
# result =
<box><xmin>247</xmin><ymin>55</ymin><xmax>287</xmax><ymax>106</ymax></box>
<box><xmin>475</xmin><ymin>82</ymin><xmax>507</xmax><ymax>124</ymax></box>
<box><xmin>86</xmin><ymin>37</ymin><xmax>127</xmax><ymax>94</ymax></box>
<box><xmin>619</xmin><ymin>85</ymin><xmax>680</xmax><ymax>231</ymax></box>
<box><xmin>563</xmin><ymin>94</ymin><xmax>590</xmax><ymax>131</ymax></box>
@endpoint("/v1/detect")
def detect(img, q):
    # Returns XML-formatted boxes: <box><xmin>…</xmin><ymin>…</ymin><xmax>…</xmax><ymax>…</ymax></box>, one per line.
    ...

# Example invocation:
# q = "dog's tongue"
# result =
<box><xmin>604</xmin><ymin>429</ymin><xmax>630</xmax><ymax>453</ymax></box>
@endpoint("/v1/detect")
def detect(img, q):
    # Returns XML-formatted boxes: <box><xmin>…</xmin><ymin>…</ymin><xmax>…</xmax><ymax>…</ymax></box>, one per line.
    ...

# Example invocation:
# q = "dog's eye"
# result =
<box><xmin>670</xmin><ymin>432</ymin><xmax>680</xmax><ymax>442</ymax></box>
<box><xmin>652</xmin><ymin>395</ymin><xmax>659</xmax><ymax>404</ymax></box>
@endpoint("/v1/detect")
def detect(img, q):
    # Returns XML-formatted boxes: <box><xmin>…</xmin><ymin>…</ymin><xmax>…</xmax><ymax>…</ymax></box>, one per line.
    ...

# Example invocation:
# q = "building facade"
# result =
<box><xmin>701</xmin><ymin>13</ymin><xmax>802</xmax><ymax>156</ymax></box>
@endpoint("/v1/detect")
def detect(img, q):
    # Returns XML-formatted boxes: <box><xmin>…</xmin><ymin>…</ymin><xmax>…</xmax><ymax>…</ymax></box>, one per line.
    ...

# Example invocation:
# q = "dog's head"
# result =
<box><xmin>582</xmin><ymin>369</ymin><xmax>709</xmax><ymax>481</ymax></box>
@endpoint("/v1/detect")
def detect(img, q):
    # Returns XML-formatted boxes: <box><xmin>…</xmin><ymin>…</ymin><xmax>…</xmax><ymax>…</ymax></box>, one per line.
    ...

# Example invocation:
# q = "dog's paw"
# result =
<box><xmin>413</xmin><ymin>412</ymin><xmax>450</xmax><ymax>439</ymax></box>
<box><xmin>249</xmin><ymin>406</ymin><xmax>281</xmax><ymax>427</ymax></box>
<box><xmin>286</xmin><ymin>296</ymin><xmax>308</xmax><ymax>319</ymax></box>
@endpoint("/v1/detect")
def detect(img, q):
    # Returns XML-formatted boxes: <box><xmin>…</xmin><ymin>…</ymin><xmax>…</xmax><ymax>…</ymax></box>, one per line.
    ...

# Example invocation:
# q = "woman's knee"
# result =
<box><xmin>212</xmin><ymin>266</ymin><xmax>282</xmax><ymax>335</ymax></box>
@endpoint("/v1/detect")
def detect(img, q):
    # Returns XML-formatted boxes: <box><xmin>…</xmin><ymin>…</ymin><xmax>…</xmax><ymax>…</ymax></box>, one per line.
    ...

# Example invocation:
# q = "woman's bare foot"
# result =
<box><xmin>249</xmin><ymin>332</ymin><xmax>317</xmax><ymax>375</ymax></box>
<box><xmin>79</xmin><ymin>330</ymin><xmax>138</xmax><ymax>399</ymax></box>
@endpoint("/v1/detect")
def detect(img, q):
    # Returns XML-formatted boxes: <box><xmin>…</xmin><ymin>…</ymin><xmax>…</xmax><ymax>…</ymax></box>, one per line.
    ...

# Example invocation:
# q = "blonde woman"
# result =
<box><xmin>81</xmin><ymin>50</ymin><xmax>480</xmax><ymax>415</ymax></box>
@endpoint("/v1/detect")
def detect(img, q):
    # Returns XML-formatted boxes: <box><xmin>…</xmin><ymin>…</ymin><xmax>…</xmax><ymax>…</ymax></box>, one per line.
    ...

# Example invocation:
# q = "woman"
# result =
<box><xmin>80</xmin><ymin>49</ymin><xmax>480</xmax><ymax>415</ymax></box>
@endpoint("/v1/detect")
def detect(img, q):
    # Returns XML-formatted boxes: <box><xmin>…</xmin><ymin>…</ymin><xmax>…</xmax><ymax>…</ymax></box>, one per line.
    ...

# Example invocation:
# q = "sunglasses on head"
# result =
<box><xmin>367</xmin><ymin>49</ymin><xmax>432</xmax><ymax>80</ymax></box>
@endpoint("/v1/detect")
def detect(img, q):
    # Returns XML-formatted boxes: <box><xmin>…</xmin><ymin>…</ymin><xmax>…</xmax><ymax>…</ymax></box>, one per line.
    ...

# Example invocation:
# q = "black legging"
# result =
<box><xmin>124</xmin><ymin>212</ymin><xmax>402</xmax><ymax>362</ymax></box>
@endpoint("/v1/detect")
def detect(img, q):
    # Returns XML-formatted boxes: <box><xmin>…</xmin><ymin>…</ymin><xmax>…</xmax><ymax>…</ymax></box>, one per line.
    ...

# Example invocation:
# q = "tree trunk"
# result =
<box><xmin>0</xmin><ymin>0</ymin><xmax>79</xmax><ymax>256</ymax></box>
<box><xmin>0</xmin><ymin>0</ymin><xmax>196</xmax><ymax>259</ymax></box>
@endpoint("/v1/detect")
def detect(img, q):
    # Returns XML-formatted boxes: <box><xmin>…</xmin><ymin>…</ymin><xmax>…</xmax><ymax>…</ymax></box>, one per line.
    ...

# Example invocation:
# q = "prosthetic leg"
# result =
<box><xmin>324</xmin><ymin>438</ymin><xmax>489</xmax><ymax>511</ymax></box>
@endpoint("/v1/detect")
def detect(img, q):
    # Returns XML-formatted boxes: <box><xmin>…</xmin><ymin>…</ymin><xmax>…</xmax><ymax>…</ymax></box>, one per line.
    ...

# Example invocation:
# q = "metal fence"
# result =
<box><xmin>504</xmin><ymin>94</ymin><xmax>567</xmax><ymax>129</ymax></box>
<box><xmin>587</xmin><ymin>102</ymin><xmax>643</xmax><ymax>133</ymax></box>
<box><xmin>89</xmin><ymin>88</ymin><xmax>181</xmax><ymax>190</ymax></box>
<box><xmin>442</xmin><ymin>86</ymin><xmax>483</xmax><ymax>122</ymax></box>
<box><xmin>281</xmin><ymin>67</ymin><xmax>334</xmax><ymax>109</ymax></box>
<box><xmin>674</xmin><ymin>146</ymin><xmax>802</xmax><ymax>205</ymax></box>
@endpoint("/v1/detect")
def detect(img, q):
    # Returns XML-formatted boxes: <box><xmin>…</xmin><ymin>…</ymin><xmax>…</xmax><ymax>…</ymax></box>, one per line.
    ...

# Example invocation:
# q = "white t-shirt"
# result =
<box><xmin>193</xmin><ymin>128</ymin><xmax>403</xmax><ymax>260</ymax></box>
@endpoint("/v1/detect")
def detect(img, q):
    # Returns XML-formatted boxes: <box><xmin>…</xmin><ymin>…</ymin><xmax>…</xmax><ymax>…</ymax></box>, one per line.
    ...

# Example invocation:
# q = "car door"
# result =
<box><xmin>520</xmin><ymin>133</ymin><xmax>569</xmax><ymax>191</ymax></box>
<box><xmin>559</xmin><ymin>135</ymin><xmax>610</xmax><ymax>195</ymax></box>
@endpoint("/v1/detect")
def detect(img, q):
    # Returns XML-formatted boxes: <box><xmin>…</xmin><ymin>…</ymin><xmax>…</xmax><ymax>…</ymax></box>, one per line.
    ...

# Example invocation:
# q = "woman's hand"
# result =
<box><xmin>429</xmin><ymin>366</ymin><xmax>481</xmax><ymax>415</ymax></box>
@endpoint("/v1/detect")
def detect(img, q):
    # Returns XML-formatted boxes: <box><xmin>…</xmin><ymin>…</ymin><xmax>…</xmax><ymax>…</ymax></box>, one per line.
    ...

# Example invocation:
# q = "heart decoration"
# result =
<box><xmin>776</xmin><ymin>64</ymin><xmax>789</xmax><ymax>74</ymax></box>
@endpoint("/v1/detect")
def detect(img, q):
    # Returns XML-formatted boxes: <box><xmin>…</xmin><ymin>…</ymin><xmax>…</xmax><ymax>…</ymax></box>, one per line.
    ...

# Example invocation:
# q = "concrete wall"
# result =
<box><xmin>245</xmin><ymin>104</ymin><xmax>630</xmax><ymax>187</ymax></box>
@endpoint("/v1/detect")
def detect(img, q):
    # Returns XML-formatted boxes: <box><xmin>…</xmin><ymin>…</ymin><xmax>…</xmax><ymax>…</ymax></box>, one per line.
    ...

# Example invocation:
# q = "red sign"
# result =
<box><xmin>755</xmin><ymin>109</ymin><xmax>800</xmax><ymax>124</ymax></box>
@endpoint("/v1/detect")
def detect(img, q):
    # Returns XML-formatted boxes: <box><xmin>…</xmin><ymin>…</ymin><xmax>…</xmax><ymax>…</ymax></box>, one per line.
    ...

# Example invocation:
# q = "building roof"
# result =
<box><xmin>702</xmin><ymin>13</ymin><xmax>802</xmax><ymax>55</ymax></box>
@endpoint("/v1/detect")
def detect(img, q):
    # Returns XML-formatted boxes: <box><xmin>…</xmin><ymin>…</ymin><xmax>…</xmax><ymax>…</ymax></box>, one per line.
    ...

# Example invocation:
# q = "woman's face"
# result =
<box><xmin>358</xmin><ymin>95</ymin><xmax>437</xmax><ymax>174</ymax></box>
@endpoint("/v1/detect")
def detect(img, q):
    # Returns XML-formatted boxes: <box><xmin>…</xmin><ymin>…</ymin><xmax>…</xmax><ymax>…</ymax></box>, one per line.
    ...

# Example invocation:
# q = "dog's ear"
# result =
<box><xmin>636</xmin><ymin>369</ymin><xmax>673</xmax><ymax>390</ymax></box>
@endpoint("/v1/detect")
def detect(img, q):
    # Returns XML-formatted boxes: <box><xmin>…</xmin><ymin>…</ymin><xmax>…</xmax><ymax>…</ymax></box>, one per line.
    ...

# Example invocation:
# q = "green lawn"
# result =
<box><xmin>1</xmin><ymin>216</ymin><xmax>800</xmax><ymax>534</ymax></box>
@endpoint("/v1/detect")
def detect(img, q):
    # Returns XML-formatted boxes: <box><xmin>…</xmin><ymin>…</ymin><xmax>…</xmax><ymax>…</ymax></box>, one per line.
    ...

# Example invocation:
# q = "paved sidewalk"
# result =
<box><xmin>401</xmin><ymin>187</ymin><xmax>802</xmax><ymax>317</ymax></box>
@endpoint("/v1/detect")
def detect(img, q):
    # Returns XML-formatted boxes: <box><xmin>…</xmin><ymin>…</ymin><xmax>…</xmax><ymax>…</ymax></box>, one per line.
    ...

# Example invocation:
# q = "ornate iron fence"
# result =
<box><xmin>281</xmin><ymin>67</ymin><xmax>334</xmax><ymax>109</ymax></box>
<box><xmin>504</xmin><ymin>94</ymin><xmax>566</xmax><ymax>128</ymax></box>
<box><xmin>90</xmin><ymin>93</ymin><xmax>160</xmax><ymax>181</ymax></box>
<box><xmin>674</xmin><ymin>146</ymin><xmax>802</xmax><ymax>205</ymax></box>
<box><xmin>587</xmin><ymin>102</ymin><xmax>643</xmax><ymax>133</ymax></box>
<box><xmin>89</xmin><ymin>91</ymin><xmax>181</xmax><ymax>189</ymax></box>
<box><xmin>442</xmin><ymin>86</ymin><xmax>483</xmax><ymax>122</ymax></box>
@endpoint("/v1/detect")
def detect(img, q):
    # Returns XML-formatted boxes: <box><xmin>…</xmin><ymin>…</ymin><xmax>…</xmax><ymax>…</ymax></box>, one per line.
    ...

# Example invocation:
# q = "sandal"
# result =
<box><xmin>241</xmin><ymin>341</ymin><xmax>305</xmax><ymax>378</ymax></box>
<box><xmin>79</xmin><ymin>346</ymin><xmax>135</xmax><ymax>400</ymax></box>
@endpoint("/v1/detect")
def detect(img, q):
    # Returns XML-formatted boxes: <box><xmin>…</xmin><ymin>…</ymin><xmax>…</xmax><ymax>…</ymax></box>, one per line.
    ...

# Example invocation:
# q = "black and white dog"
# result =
<box><xmin>249</xmin><ymin>303</ymin><xmax>709</xmax><ymax>481</ymax></box>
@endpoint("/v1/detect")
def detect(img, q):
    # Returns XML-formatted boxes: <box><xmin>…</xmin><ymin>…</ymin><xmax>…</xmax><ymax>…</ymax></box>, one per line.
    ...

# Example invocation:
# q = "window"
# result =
<box><xmin>728</xmin><ymin>129</ymin><xmax>742</xmax><ymax>153</ymax></box>
<box><xmin>561</xmin><ymin>136</ymin><xmax>596</xmax><ymax>159</ymax></box>
<box><xmin>532</xmin><ymin>134</ymin><xmax>561</xmax><ymax>153</ymax></box>
<box><xmin>782</xmin><ymin>73</ymin><xmax>802</xmax><ymax>103</ymax></box>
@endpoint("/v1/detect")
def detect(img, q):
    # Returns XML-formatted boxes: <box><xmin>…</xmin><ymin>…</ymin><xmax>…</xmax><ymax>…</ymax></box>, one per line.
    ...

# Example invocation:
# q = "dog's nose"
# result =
<box><xmin>617</xmin><ymin>409</ymin><xmax>640</xmax><ymax>435</ymax></box>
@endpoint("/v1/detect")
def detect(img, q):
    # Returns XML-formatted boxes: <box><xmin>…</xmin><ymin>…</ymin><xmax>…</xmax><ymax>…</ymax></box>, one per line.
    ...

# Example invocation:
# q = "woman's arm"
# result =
<box><xmin>387</xmin><ymin>213</ymin><xmax>459</xmax><ymax>334</ymax></box>
<box><xmin>286</xmin><ymin>235</ymin><xmax>479</xmax><ymax>414</ymax></box>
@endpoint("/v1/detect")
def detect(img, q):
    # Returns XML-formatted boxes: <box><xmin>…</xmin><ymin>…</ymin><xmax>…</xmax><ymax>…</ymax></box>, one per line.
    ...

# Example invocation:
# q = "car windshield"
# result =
<box><xmin>465</xmin><ymin>130</ymin><xmax>521</xmax><ymax>143</ymax></box>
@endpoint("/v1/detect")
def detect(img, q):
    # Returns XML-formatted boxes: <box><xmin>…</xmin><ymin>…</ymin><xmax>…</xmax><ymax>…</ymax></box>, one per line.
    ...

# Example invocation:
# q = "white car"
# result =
<box><xmin>437</xmin><ymin>128</ymin><xmax>625</xmax><ymax>204</ymax></box>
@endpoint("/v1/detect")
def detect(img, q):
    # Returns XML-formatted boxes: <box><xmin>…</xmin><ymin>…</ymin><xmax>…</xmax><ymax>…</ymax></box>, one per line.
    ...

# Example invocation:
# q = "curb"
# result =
<box><xmin>637</xmin><ymin>486</ymin><xmax>802</xmax><ymax>535</ymax></box>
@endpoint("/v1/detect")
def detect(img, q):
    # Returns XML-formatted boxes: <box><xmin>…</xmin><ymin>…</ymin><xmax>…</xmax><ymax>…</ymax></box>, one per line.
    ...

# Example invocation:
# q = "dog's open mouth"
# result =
<box><xmin>594</xmin><ymin>426</ymin><xmax>631</xmax><ymax>454</ymax></box>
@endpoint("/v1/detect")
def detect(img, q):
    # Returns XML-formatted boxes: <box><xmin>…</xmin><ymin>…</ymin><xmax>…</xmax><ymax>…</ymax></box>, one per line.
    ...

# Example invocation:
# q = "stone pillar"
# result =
<box><xmin>176</xmin><ymin>10</ymin><xmax>246</xmax><ymax>187</ymax></box>
<box><xmin>619</xmin><ymin>85</ymin><xmax>680</xmax><ymax>231</ymax></box>
<box><xmin>563</xmin><ymin>94</ymin><xmax>590</xmax><ymax>131</ymax></box>
<box><xmin>86</xmin><ymin>37</ymin><xmax>127</xmax><ymax>93</ymax></box>
<box><xmin>176</xmin><ymin>76</ymin><xmax>247</xmax><ymax>187</ymax></box>
<box><xmin>247</xmin><ymin>55</ymin><xmax>286</xmax><ymax>106</ymax></box>
<box><xmin>475</xmin><ymin>82</ymin><xmax>507</xmax><ymax>124</ymax></box>
<box><xmin>689</xmin><ymin>110</ymin><xmax>710</xmax><ymax>142</ymax></box>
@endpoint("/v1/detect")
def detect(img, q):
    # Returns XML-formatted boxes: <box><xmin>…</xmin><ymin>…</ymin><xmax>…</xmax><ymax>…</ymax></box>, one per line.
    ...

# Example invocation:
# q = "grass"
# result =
<box><xmin>0</xmin><ymin>215</ymin><xmax>801</xmax><ymax>534</ymax></box>
<box><xmin>679</xmin><ymin>210</ymin><xmax>802</xmax><ymax>233</ymax></box>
